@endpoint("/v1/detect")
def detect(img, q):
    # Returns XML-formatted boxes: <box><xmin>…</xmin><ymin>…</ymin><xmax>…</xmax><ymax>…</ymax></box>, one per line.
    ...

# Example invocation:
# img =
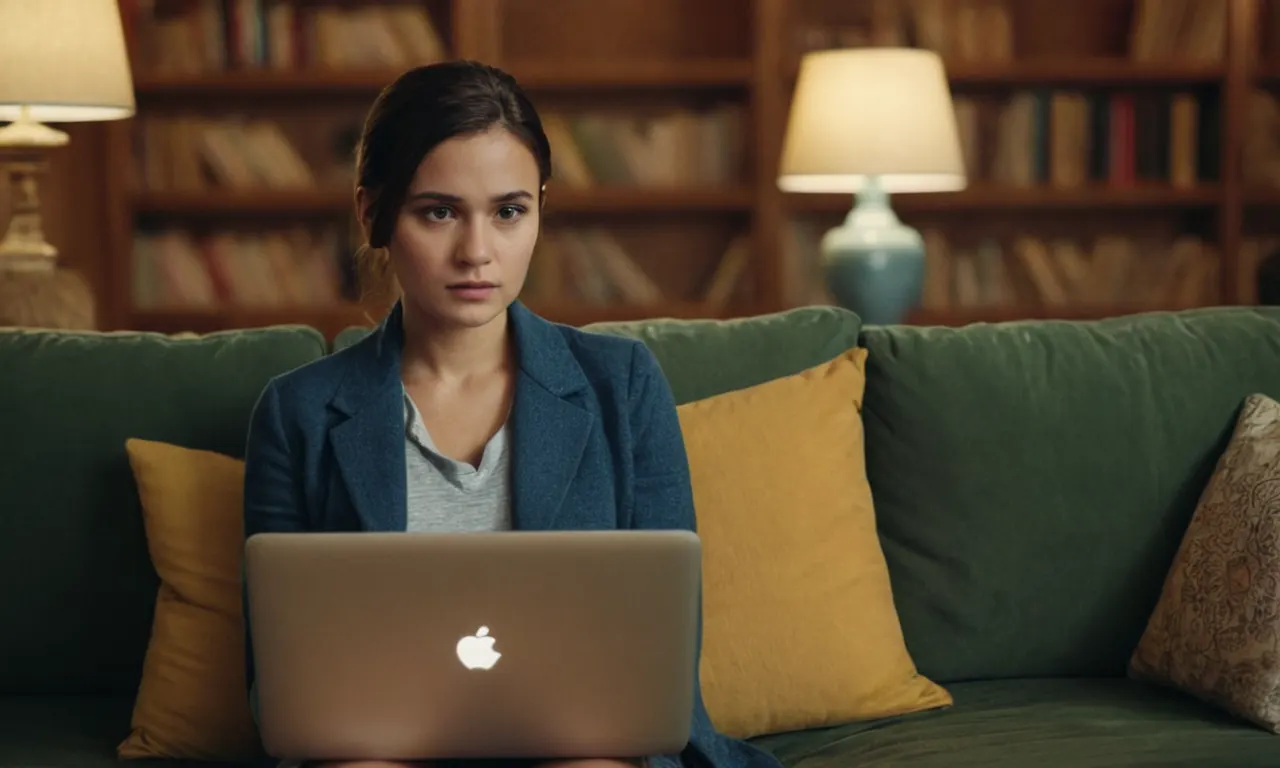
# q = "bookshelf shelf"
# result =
<box><xmin>132</xmin><ymin>190</ymin><xmax>351</xmax><ymax>216</ymax></box>
<box><xmin>133</xmin><ymin>58</ymin><xmax>755</xmax><ymax>98</ymax></box>
<box><xmin>784</xmin><ymin>59</ymin><xmax>1225</xmax><ymax>86</ymax></box>
<box><xmin>945</xmin><ymin>60</ymin><xmax>1225</xmax><ymax>86</ymax></box>
<box><xmin>786</xmin><ymin>185</ymin><xmax>1223</xmax><ymax>214</ymax></box>
<box><xmin>132</xmin><ymin>186</ymin><xmax>756</xmax><ymax>217</ymax></box>
<box><xmin>1243</xmin><ymin>189</ymin><xmax>1280</xmax><ymax>206</ymax></box>
<box><xmin>133</xmin><ymin>70</ymin><xmax>401</xmax><ymax>98</ymax></box>
<box><xmin>506</xmin><ymin>58</ymin><xmax>753</xmax><ymax>88</ymax></box>
<box><xmin>547</xmin><ymin>187</ymin><xmax>755</xmax><ymax>213</ymax></box>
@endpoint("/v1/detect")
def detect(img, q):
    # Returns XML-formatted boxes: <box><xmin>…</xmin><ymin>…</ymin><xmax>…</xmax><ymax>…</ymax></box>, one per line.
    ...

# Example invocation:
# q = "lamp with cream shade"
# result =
<box><xmin>0</xmin><ymin>0</ymin><xmax>135</xmax><ymax>328</ymax></box>
<box><xmin>778</xmin><ymin>47</ymin><xmax>965</xmax><ymax>324</ymax></box>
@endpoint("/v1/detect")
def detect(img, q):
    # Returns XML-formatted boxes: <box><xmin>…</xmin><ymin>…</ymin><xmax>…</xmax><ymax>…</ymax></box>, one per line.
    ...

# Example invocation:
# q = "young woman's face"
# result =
<box><xmin>386</xmin><ymin>125</ymin><xmax>541</xmax><ymax>330</ymax></box>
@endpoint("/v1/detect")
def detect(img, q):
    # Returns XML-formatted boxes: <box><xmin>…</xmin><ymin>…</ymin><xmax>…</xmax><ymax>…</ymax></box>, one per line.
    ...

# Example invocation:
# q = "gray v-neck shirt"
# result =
<box><xmin>402</xmin><ymin>389</ymin><xmax>513</xmax><ymax>533</ymax></box>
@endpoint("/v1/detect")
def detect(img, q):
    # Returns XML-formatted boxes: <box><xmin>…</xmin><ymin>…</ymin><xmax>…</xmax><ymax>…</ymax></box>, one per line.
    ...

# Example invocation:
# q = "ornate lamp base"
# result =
<box><xmin>820</xmin><ymin>175</ymin><xmax>925</xmax><ymax>326</ymax></box>
<box><xmin>0</xmin><ymin>106</ymin><xmax>96</xmax><ymax>330</ymax></box>
<box><xmin>0</xmin><ymin>268</ymin><xmax>96</xmax><ymax>330</ymax></box>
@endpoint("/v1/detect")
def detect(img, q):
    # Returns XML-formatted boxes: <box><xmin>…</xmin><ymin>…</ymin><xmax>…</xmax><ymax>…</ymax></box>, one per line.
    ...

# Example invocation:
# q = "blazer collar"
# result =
<box><xmin>326</xmin><ymin>300</ymin><xmax>595</xmax><ymax>532</ymax></box>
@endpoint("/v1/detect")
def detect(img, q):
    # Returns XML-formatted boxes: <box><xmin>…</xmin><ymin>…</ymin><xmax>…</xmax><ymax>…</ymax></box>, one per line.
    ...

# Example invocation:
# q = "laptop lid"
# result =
<box><xmin>244</xmin><ymin>530</ymin><xmax>701</xmax><ymax>762</ymax></box>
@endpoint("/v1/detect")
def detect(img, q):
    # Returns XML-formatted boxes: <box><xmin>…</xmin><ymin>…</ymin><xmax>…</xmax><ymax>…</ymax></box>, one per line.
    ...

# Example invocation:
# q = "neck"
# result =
<box><xmin>400</xmin><ymin>304</ymin><xmax>512</xmax><ymax>383</ymax></box>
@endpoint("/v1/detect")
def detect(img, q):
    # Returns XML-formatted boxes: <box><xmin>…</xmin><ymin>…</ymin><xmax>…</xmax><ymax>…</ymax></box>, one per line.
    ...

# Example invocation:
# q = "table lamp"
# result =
<box><xmin>0</xmin><ymin>0</ymin><xmax>135</xmax><ymax>328</ymax></box>
<box><xmin>778</xmin><ymin>48</ymin><xmax>965</xmax><ymax>325</ymax></box>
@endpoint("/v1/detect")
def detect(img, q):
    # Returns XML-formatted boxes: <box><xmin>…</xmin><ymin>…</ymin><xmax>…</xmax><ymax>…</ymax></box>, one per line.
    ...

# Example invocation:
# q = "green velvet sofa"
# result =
<box><xmin>3</xmin><ymin>303</ymin><xmax>1280</xmax><ymax>767</ymax></box>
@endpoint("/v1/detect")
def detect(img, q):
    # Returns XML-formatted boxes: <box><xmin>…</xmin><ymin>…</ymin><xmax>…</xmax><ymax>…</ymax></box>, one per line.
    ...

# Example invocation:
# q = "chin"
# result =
<box><xmin>421</xmin><ymin>295</ymin><xmax>511</xmax><ymax>330</ymax></box>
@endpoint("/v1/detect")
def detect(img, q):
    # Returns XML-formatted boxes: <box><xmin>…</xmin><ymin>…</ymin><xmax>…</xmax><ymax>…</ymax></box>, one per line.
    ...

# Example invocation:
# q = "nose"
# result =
<box><xmin>456</xmin><ymin>217</ymin><xmax>494</xmax><ymax>267</ymax></box>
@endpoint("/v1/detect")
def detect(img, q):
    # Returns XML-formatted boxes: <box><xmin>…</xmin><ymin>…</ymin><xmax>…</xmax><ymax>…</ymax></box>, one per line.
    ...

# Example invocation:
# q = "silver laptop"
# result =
<box><xmin>244</xmin><ymin>530</ymin><xmax>702</xmax><ymax>763</ymax></box>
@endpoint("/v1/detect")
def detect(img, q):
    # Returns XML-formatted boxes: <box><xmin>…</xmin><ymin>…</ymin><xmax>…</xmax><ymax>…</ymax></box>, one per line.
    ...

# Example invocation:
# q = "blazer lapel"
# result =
<box><xmin>327</xmin><ymin>304</ymin><xmax>407</xmax><ymax>532</ymax></box>
<box><xmin>507</xmin><ymin>302</ymin><xmax>595</xmax><ymax>531</ymax></box>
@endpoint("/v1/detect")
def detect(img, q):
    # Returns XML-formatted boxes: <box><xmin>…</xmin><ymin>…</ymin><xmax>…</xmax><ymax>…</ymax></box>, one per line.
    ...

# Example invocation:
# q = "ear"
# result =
<box><xmin>539</xmin><ymin>184</ymin><xmax>547</xmax><ymax>211</ymax></box>
<box><xmin>354</xmin><ymin>187</ymin><xmax>374</xmax><ymax>243</ymax></box>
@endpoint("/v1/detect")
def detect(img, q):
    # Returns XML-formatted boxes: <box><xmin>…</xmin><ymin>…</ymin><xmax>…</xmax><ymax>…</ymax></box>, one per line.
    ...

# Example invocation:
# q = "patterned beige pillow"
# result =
<box><xmin>1130</xmin><ymin>393</ymin><xmax>1280</xmax><ymax>732</ymax></box>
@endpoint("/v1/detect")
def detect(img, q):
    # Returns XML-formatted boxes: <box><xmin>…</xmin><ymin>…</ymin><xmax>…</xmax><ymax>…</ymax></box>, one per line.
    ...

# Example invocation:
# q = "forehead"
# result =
<box><xmin>408</xmin><ymin>126</ymin><xmax>539</xmax><ymax>195</ymax></box>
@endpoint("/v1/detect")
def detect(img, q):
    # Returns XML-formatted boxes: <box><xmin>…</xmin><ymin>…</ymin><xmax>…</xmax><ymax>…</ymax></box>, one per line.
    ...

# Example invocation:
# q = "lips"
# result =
<box><xmin>448</xmin><ymin>281</ymin><xmax>496</xmax><ymax>289</ymax></box>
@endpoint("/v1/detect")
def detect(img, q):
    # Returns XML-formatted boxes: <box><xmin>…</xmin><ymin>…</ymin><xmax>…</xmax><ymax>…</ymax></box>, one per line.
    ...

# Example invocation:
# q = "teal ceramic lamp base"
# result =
<box><xmin>821</xmin><ymin>176</ymin><xmax>925</xmax><ymax>326</ymax></box>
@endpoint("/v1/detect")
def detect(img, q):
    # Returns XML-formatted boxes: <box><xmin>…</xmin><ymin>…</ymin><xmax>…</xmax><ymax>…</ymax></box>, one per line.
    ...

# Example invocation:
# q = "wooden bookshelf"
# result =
<box><xmin>86</xmin><ymin>0</ymin><xmax>1280</xmax><ymax>337</ymax></box>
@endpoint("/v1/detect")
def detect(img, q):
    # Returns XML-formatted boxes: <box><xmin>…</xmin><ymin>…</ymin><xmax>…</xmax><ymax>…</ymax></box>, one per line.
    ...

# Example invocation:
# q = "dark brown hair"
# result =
<box><xmin>354</xmin><ymin>60</ymin><xmax>553</xmax><ymax>301</ymax></box>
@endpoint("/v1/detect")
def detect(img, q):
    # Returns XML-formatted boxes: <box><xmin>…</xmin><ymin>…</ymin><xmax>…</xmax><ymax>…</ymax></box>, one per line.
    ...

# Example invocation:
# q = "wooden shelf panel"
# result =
<box><xmin>906</xmin><ymin>303</ymin><xmax>1209</xmax><ymax>327</ymax></box>
<box><xmin>1243</xmin><ymin>189</ymin><xmax>1280</xmax><ymax>206</ymax></box>
<box><xmin>133</xmin><ymin>70</ymin><xmax>399</xmax><ymax>97</ymax></box>
<box><xmin>545</xmin><ymin>186</ymin><xmax>754</xmax><ymax>213</ymax></box>
<box><xmin>133</xmin><ymin>58</ymin><xmax>753</xmax><ymax>98</ymax></box>
<box><xmin>506</xmin><ymin>58</ymin><xmax>752</xmax><ymax>88</ymax></box>
<box><xmin>132</xmin><ymin>190</ymin><xmax>352</xmax><ymax>216</ymax></box>
<box><xmin>785</xmin><ymin>58</ymin><xmax>1224</xmax><ymax>86</ymax></box>
<box><xmin>131</xmin><ymin>186</ymin><xmax>755</xmax><ymax>216</ymax></box>
<box><xmin>786</xmin><ymin>185</ymin><xmax>1222</xmax><ymax>214</ymax></box>
<box><xmin>943</xmin><ymin>59</ymin><xmax>1225</xmax><ymax>86</ymax></box>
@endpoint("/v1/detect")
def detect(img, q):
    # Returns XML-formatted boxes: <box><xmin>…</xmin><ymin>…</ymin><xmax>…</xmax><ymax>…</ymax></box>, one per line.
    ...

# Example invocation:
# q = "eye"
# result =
<box><xmin>419</xmin><ymin>206</ymin><xmax>454</xmax><ymax>221</ymax></box>
<box><xmin>496</xmin><ymin>204</ymin><xmax>526</xmax><ymax>221</ymax></box>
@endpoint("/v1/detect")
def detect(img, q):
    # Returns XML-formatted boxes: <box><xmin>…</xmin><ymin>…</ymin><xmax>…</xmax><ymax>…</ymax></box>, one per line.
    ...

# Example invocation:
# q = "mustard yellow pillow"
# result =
<box><xmin>677</xmin><ymin>347</ymin><xmax>951</xmax><ymax>739</ymax></box>
<box><xmin>118</xmin><ymin>438</ymin><xmax>260</xmax><ymax>760</ymax></box>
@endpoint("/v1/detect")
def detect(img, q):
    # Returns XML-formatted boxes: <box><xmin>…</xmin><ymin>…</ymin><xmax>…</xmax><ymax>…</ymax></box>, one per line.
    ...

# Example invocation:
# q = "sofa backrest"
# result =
<box><xmin>585</xmin><ymin>306</ymin><xmax>862</xmax><ymax>404</ymax></box>
<box><xmin>858</xmin><ymin>307</ymin><xmax>1280</xmax><ymax>684</ymax></box>
<box><xmin>336</xmin><ymin>304</ymin><xmax>864</xmax><ymax>405</ymax></box>
<box><xmin>0</xmin><ymin>327</ymin><xmax>327</xmax><ymax>696</ymax></box>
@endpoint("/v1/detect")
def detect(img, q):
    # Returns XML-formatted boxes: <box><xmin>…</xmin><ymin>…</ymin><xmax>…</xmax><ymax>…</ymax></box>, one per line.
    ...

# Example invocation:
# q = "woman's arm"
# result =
<box><xmin>624</xmin><ymin>343</ymin><xmax>713</xmax><ymax>768</ymax></box>
<box><xmin>242</xmin><ymin>380</ymin><xmax>309</xmax><ymax>722</ymax></box>
<box><xmin>625</xmin><ymin>344</ymin><xmax>780</xmax><ymax>768</ymax></box>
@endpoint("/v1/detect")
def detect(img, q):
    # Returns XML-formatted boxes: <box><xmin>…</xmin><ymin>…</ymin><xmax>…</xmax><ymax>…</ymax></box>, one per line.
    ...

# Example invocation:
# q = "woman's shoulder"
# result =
<box><xmin>254</xmin><ymin>333</ymin><xmax>371</xmax><ymax>416</ymax></box>
<box><xmin>544</xmin><ymin>318</ymin><xmax>663</xmax><ymax>390</ymax></box>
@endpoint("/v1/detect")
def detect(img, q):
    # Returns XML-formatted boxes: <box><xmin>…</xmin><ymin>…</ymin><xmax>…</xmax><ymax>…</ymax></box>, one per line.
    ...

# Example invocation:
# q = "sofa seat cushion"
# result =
<box><xmin>750</xmin><ymin>678</ymin><xmax>1280</xmax><ymax>767</ymax></box>
<box><xmin>0</xmin><ymin>695</ymin><xmax>248</xmax><ymax>767</ymax></box>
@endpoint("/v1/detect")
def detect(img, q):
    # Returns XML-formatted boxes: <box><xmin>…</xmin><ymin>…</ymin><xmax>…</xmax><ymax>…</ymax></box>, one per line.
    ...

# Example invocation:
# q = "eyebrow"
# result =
<box><xmin>406</xmin><ymin>190</ymin><xmax>534</xmax><ymax>204</ymax></box>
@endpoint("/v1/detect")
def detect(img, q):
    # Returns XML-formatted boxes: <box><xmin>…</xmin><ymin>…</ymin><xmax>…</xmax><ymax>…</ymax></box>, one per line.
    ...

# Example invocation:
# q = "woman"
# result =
<box><xmin>242</xmin><ymin>60</ymin><xmax>780</xmax><ymax>768</ymax></box>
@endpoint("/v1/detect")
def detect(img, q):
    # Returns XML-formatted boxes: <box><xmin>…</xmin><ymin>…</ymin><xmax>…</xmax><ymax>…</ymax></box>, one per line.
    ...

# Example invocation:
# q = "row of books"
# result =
<box><xmin>129</xmin><ymin>0</ymin><xmax>446</xmax><ymax>75</ymax></box>
<box><xmin>135</xmin><ymin>117</ymin><xmax>318</xmax><ymax>191</ymax></box>
<box><xmin>527</xmin><ymin>229</ymin><xmax>750</xmax><ymax>308</ymax></box>
<box><xmin>958</xmin><ymin>89</ymin><xmax>1219</xmax><ymax>189</ymax></box>
<box><xmin>132</xmin><ymin>228</ymin><xmax>345</xmax><ymax>309</ymax></box>
<box><xmin>793</xmin><ymin>0</ymin><xmax>1014</xmax><ymax>63</ymax></box>
<box><xmin>543</xmin><ymin>107</ymin><xmax>747</xmax><ymax>188</ymax></box>
<box><xmin>917</xmin><ymin>232</ymin><xmax>1218</xmax><ymax>310</ymax></box>
<box><xmin>132</xmin><ymin>106</ymin><xmax>749</xmax><ymax>192</ymax></box>
<box><xmin>795</xmin><ymin>0</ymin><xmax>1222</xmax><ymax>65</ymax></box>
<box><xmin>130</xmin><ymin>225</ymin><xmax>751</xmax><ymax>310</ymax></box>
<box><xmin>783</xmin><ymin>222</ymin><xmax>1224</xmax><ymax>310</ymax></box>
<box><xmin>1130</xmin><ymin>0</ymin><xmax>1226</xmax><ymax>62</ymax></box>
<box><xmin>1243</xmin><ymin>91</ymin><xmax>1280</xmax><ymax>190</ymax></box>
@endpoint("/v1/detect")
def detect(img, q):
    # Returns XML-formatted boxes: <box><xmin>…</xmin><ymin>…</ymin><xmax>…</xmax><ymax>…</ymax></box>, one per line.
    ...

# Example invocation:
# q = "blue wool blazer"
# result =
<box><xmin>241</xmin><ymin>300</ymin><xmax>780</xmax><ymax>768</ymax></box>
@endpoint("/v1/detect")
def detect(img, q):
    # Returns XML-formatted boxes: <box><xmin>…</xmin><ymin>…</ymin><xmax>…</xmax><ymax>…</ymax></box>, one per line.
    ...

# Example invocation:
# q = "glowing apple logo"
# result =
<box><xmin>455</xmin><ymin>626</ymin><xmax>502</xmax><ymax>670</ymax></box>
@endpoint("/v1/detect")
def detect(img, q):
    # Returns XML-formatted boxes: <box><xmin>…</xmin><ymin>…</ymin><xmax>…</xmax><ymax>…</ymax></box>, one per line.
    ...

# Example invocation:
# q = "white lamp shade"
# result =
<box><xmin>778</xmin><ymin>48</ymin><xmax>966</xmax><ymax>194</ymax></box>
<box><xmin>0</xmin><ymin>0</ymin><xmax>135</xmax><ymax>123</ymax></box>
